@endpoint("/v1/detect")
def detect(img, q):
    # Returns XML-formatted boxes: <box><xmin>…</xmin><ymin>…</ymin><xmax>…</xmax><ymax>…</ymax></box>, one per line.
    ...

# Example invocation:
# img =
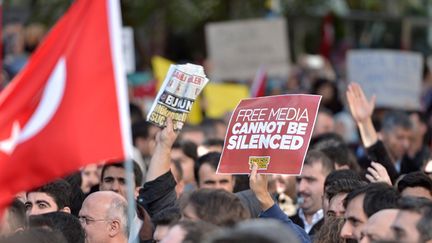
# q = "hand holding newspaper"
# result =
<box><xmin>147</xmin><ymin>63</ymin><xmax>209</xmax><ymax>130</ymax></box>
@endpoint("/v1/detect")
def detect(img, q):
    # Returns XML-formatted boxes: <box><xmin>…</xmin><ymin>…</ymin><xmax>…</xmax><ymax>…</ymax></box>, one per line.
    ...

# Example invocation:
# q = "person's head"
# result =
<box><xmin>172</xmin><ymin>140</ymin><xmax>198</xmax><ymax>185</ymax></box>
<box><xmin>0</xmin><ymin>227</ymin><xmax>67</xmax><ymax>243</ymax></box>
<box><xmin>313</xmin><ymin>108</ymin><xmax>335</xmax><ymax>137</ymax></box>
<box><xmin>206</xmin><ymin>218</ymin><xmax>301</xmax><ymax>243</ymax></box>
<box><xmin>161</xmin><ymin>220</ymin><xmax>218</xmax><ymax>243</ymax></box>
<box><xmin>99</xmin><ymin>161</ymin><xmax>143</xmax><ymax>199</ymax></box>
<box><xmin>80</xmin><ymin>164</ymin><xmax>101</xmax><ymax>194</ymax></box>
<box><xmin>341</xmin><ymin>183</ymin><xmax>399</xmax><ymax>241</ymax></box>
<box><xmin>170</xmin><ymin>159</ymin><xmax>185</xmax><ymax>197</ymax></box>
<box><xmin>28</xmin><ymin>211</ymin><xmax>85</xmax><ymax>243</ymax></box>
<box><xmin>200</xmin><ymin>118</ymin><xmax>227</xmax><ymax>140</ymax></box>
<box><xmin>320</xmin><ymin>144</ymin><xmax>360</xmax><ymax>172</ymax></box>
<box><xmin>392</xmin><ymin>197</ymin><xmax>432</xmax><ymax>243</ymax></box>
<box><xmin>360</xmin><ymin>209</ymin><xmax>399</xmax><ymax>243</ymax></box>
<box><xmin>195</xmin><ymin>152</ymin><xmax>235</xmax><ymax>192</ymax></box>
<box><xmin>78</xmin><ymin>191</ymin><xmax>128</xmax><ymax>243</ymax></box>
<box><xmin>297</xmin><ymin>150</ymin><xmax>335</xmax><ymax>216</ymax></box>
<box><xmin>0</xmin><ymin>199</ymin><xmax>26</xmax><ymax>237</ymax></box>
<box><xmin>197</xmin><ymin>138</ymin><xmax>224</xmax><ymax>157</ymax></box>
<box><xmin>324</xmin><ymin>178</ymin><xmax>367</xmax><ymax>218</ymax></box>
<box><xmin>179</xmin><ymin>124</ymin><xmax>205</xmax><ymax>145</ymax></box>
<box><xmin>25</xmin><ymin>180</ymin><xmax>71</xmax><ymax>215</ymax></box>
<box><xmin>132</xmin><ymin>120</ymin><xmax>158</xmax><ymax>158</ymax></box>
<box><xmin>380</xmin><ymin>111</ymin><xmax>413</xmax><ymax>161</ymax></box>
<box><xmin>397</xmin><ymin>172</ymin><xmax>432</xmax><ymax>200</ymax></box>
<box><xmin>181</xmin><ymin>188</ymin><xmax>250</xmax><ymax>226</ymax></box>
<box><xmin>152</xmin><ymin>207</ymin><xmax>182</xmax><ymax>243</ymax></box>
<box><xmin>314</xmin><ymin>216</ymin><xmax>346</xmax><ymax>243</ymax></box>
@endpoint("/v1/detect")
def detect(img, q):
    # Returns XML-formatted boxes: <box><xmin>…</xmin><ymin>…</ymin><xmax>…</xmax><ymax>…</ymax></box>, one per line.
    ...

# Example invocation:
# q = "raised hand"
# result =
<box><xmin>155</xmin><ymin>117</ymin><xmax>178</xmax><ymax>149</ymax></box>
<box><xmin>250</xmin><ymin>163</ymin><xmax>274</xmax><ymax>211</ymax></box>
<box><xmin>365</xmin><ymin>162</ymin><xmax>392</xmax><ymax>185</ymax></box>
<box><xmin>346</xmin><ymin>82</ymin><xmax>376</xmax><ymax>124</ymax></box>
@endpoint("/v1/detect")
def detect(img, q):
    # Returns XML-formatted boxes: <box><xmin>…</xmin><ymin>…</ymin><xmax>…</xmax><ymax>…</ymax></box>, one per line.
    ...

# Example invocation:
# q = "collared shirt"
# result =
<box><xmin>298</xmin><ymin>208</ymin><xmax>323</xmax><ymax>234</ymax></box>
<box><xmin>395</xmin><ymin>160</ymin><xmax>401</xmax><ymax>173</ymax></box>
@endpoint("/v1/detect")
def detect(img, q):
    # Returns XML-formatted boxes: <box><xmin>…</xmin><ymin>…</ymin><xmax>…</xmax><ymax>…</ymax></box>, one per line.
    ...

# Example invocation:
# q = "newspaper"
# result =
<box><xmin>147</xmin><ymin>63</ymin><xmax>209</xmax><ymax>130</ymax></box>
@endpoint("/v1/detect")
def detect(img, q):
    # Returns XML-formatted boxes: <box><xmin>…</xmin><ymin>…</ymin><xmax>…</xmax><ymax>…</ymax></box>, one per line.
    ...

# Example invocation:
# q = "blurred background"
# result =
<box><xmin>3</xmin><ymin>0</ymin><xmax>432</xmax><ymax>132</ymax></box>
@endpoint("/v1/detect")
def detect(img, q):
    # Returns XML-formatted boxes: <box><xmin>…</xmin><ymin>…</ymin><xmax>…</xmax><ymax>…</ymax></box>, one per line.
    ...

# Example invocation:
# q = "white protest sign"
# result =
<box><xmin>122</xmin><ymin>27</ymin><xmax>135</xmax><ymax>74</ymax></box>
<box><xmin>205</xmin><ymin>18</ymin><xmax>290</xmax><ymax>81</ymax></box>
<box><xmin>347</xmin><ymin>50</ymin><xmax>423</xmax><ymax>110</ymax></box>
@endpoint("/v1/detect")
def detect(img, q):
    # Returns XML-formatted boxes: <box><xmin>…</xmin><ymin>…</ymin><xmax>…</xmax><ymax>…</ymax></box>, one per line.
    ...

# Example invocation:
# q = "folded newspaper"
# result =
<box><xmin>147</xmin><ymin>63</ymin><xmax>209</xmax><ymax>131</ymax></box>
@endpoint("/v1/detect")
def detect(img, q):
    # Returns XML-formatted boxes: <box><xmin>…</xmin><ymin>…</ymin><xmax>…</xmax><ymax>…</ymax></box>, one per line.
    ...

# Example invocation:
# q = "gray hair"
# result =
<box><xmin>106</xmin><ymin>197</ymin><xmax>129</xmax><ymax>237</ymax></box>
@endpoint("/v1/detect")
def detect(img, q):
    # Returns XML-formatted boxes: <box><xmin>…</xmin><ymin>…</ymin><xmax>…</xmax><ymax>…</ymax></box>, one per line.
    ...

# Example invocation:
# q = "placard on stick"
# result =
<box><xmin>217</xmin><ymin>95</ymin><xmax>321</xmax><ymax>175</ymax></box>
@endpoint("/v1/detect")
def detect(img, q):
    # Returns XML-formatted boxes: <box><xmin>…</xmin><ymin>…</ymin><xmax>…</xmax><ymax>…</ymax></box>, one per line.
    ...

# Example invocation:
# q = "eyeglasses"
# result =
<box><xmin>78</xmin><ymin>216</ymin><xmax>110</xmax><ymax>225</ymax></box>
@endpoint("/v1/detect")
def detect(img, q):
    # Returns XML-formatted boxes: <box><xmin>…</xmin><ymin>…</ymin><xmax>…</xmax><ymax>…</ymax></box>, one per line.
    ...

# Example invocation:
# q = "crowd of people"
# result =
<box><xmin>3</xmin><ymin>13</ymin><xmax>432</xmax><ymax>243</ymax></box>
<box><xmin>1</xmin><ymin>77</ymin><xmax>432</xmax><ymax>243</ymax></box>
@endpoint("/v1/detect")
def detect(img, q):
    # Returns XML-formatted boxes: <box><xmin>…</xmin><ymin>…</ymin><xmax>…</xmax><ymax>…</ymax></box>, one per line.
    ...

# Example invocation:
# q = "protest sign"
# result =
<box><xmin>217</xmin><ymin>94</ymin><xmax>321</xmax><ymax>175</ymax></box>
<box><xmin>147</xmin><ymin>64</ymin><xmax>209</xmax><ymax>130</ymax></box>
<box><xmin>205</xmin><ymin>18</ymin><xmax>290</xmax><ymax>81</ymax></box>
<box><xmin>347</xmin><ymin>50</ymin><xmax>423</xmax><ymax>110</ymax></box>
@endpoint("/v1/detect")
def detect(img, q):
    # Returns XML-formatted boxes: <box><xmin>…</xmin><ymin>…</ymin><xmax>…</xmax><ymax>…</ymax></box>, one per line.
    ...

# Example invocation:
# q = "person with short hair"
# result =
<box><xmin>160</xmin><ymin>220</ymin><xmax>218</xmax><ymax>243</ymax></box>
<box><xmin>396</xmin><ymin>171</ymin><xmax>432</xmax><ymax>200</ymax></box>
<box><xmin>391</xmin><ymin>197</ymin><xmax>432</xmax><ymax>243</ymax></box>
<box><xmin>29</xmin><ymin>211</ymin><xmax>85</xmax><ymax>243</ymax></box>
<box><xmin>207</xmin><ymin>219</ymin><xmax>300</xmax><ymax>243</ymax></box>
<box><xmin>181</xmin><ymin>188</ymin><xmax>250</xmax><ymax>227</ymax></box>
<box><xmin>360</xmin><ymin>209</ymin><xmax>399</xmax><ymax>243</ymax></box>
<box><xmin>0</xmin><ymin>227</ymin><xmax>67</xmax><ymax>243</ymax></box>
<box><xmin>341</xmin><ymin>183</ymin><xmax>399</xmax><ymax>241</ymax></box>
<box><xmin>194</xmin><ymin>152</ymin><xmax>235</xmax><ymax>193</ymax></box>
<box><xmin>291</xmin><ymin>150</ymin><xmax>335</xmax><ymax>236</ymax></box>
<box><xmin>0</xmin><ymin>199</ymin><xmax>26</xmax><ymax>237</ymax></box>
<box><xmin>152</xmin><ymin>207</ymin><xmax>181</xmax><ymax>243</ymax></box>
<box><xmin>78</xmin><ymin>191</ymin><xmax>128</xmax><ymax>243</ymax></box>
<box><xmin>99</xmin><ymin>161</ymin><xmax>143</xmax><ymax>200</ymax></box>
<box><xmin>25</xmin><ymin>179</ymin><xmax>71</xmax><ymax>215</ymax></box>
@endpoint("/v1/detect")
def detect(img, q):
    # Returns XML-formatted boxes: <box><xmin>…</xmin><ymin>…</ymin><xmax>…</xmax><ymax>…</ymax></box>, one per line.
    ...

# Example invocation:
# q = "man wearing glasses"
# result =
<box><xmin>79</xmin><ymin>191</ymin><xmax>128</xmax><ymax>243</ymax></box>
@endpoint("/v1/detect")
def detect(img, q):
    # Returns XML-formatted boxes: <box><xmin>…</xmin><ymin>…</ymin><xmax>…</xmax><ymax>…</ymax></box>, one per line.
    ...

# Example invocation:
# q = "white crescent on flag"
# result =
<box><xmin>0</xmin><ymin>58</ymin><xmax>66</xmax><ymax>154</ymax></box>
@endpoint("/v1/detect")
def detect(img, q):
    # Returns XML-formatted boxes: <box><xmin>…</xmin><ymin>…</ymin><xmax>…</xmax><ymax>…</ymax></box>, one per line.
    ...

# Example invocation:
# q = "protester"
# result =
<box><xmin>152</xmin><ymin>207</ymin><xmax>181</xmax><ymax>243</ymax></box>
<box><xmin>360</xmin><ymin>209</ymin><xmax>399</xmax><ymax>243</ymax></box>
<box><xmin>99</xmin><ymin>161</ymin><xmax>143</xmax><ymax>200</ymax></box>
<box><xmin>28</xmin><ymin>211</ymin><xmax>85</xmax><ymax>243</ymax></box>
<box><xmin>341</xmin><ymin>183</ymin><xmax>399</xmax><ymax>241</ymax></box>
<box><xmin>392</xmin><ymin>197</ymin><xmax>432</xmax><ymax>243</ymax></box>
<box><xmin>171</xmin><ymin>139</ymin><xmax>198</xmax><ymax>192</ymax></box>
<box><xmin>206</xmin><ymin>219</ymin><xmax>301</xmax><ymax>243</ymax></box>
<box><xmin>0</xmin><ymin>199</ymin><xmax>26</xmax><ymax>237</ymax></box>
<box><xmin>180</xmin><ymin>188</ymin><xmax>250</xmax><ymax>226</ymax></box>
<box><xmin>396</xmin><ymin>171</ymin><xmax>432</xmax><ymax>200</ymax></box>
<box><xmin>291</xmin><ymin>150</ymin><xmax>335</xmax><ymax>236</ymax></box>
<box><xmin>25</xmin><ymin>180</ymin><xmax>72</xmax><ymax>215</ymax></box>
<box><xmin>194</xmin><ymin>152</ymin><xmax>235</xmax><ymax>192</ymax></box>
<box><xmin>160</xmin><ymin>220</ymin><xmax>218</xmax><ymax>243</ymax></box>
<box><xmin>78</xmin><ymin>191</ymin><xmax>128</xmax><ymax>243</ymax></box>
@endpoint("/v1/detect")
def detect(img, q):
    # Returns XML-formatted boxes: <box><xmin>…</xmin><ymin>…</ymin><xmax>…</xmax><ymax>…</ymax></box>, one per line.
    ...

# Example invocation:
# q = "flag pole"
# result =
<box><xmin>125</xmin><ymin>158</ymin><xmax>138</xmax><ymax>243</ymax></box>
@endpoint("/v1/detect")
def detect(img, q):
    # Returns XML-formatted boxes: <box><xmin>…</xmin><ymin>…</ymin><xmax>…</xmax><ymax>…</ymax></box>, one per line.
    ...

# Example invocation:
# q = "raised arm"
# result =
<box><xmin>346</xmin><ymin>82</ymin><xmax>398</xmax><ymax>182</ymax></box>
<box><xmin>346</xmin><ymin>82</ymin><xmax>377</xmax><ymax>147</ymax></box>
<box><xmin>145</xmin><ymin>118</ymin><xmax>178</xmax><ymax>182</ymax></box>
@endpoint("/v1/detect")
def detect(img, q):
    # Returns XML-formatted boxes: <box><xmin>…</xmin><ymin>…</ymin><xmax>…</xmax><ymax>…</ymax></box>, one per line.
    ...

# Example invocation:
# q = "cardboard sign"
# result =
<box><xmin>347</xmin><ymin>50</ymin><xmax>423</xmax><ymax>110</ymax></box>
<box><xmin>217</xmin><ymin>95</ymin><xmax>321</xmax><ymax>175</ymax></box>
<box><xmin>205</xmin><ymin>18</ymin><xmax>290</xmax><ymax>81</ymax></box>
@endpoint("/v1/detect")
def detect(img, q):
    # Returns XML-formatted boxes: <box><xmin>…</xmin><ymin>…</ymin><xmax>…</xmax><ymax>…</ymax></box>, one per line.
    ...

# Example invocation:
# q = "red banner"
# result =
<box><xmin>0</xmin><ymin>0</ymin><xmax>131</xmax><ymax>213</ymax></box>
<box><xmin>217</xmin><ymin>95</ymin><xmax>321</xmax><ymax>175</ymax></box>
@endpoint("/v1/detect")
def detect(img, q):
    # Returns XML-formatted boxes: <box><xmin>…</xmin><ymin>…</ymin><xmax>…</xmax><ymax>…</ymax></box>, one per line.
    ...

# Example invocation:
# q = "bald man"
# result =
<box><xmin>359</xmin><ymin>209</ymin><xmax>399</xmax><ymax>243</ymax></box>
<box><xmin>79</xmin><ymin>191</ymin><xmax>128</xmax><ymax>243</ymax></box>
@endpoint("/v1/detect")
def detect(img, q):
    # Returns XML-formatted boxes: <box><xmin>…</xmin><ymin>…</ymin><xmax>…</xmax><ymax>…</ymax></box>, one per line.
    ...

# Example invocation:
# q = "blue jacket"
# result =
<box><xmin>259</xmin><ymin>203</ymin><xmax>311</xmax><ymax>243</ymax></box>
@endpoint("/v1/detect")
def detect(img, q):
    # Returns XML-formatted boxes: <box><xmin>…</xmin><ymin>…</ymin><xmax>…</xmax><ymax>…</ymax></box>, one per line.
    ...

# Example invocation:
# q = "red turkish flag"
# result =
<box><xmin>0</xmin><ymin>0</ymin><xmax>132</xmax><ymax>212</ymax></box>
